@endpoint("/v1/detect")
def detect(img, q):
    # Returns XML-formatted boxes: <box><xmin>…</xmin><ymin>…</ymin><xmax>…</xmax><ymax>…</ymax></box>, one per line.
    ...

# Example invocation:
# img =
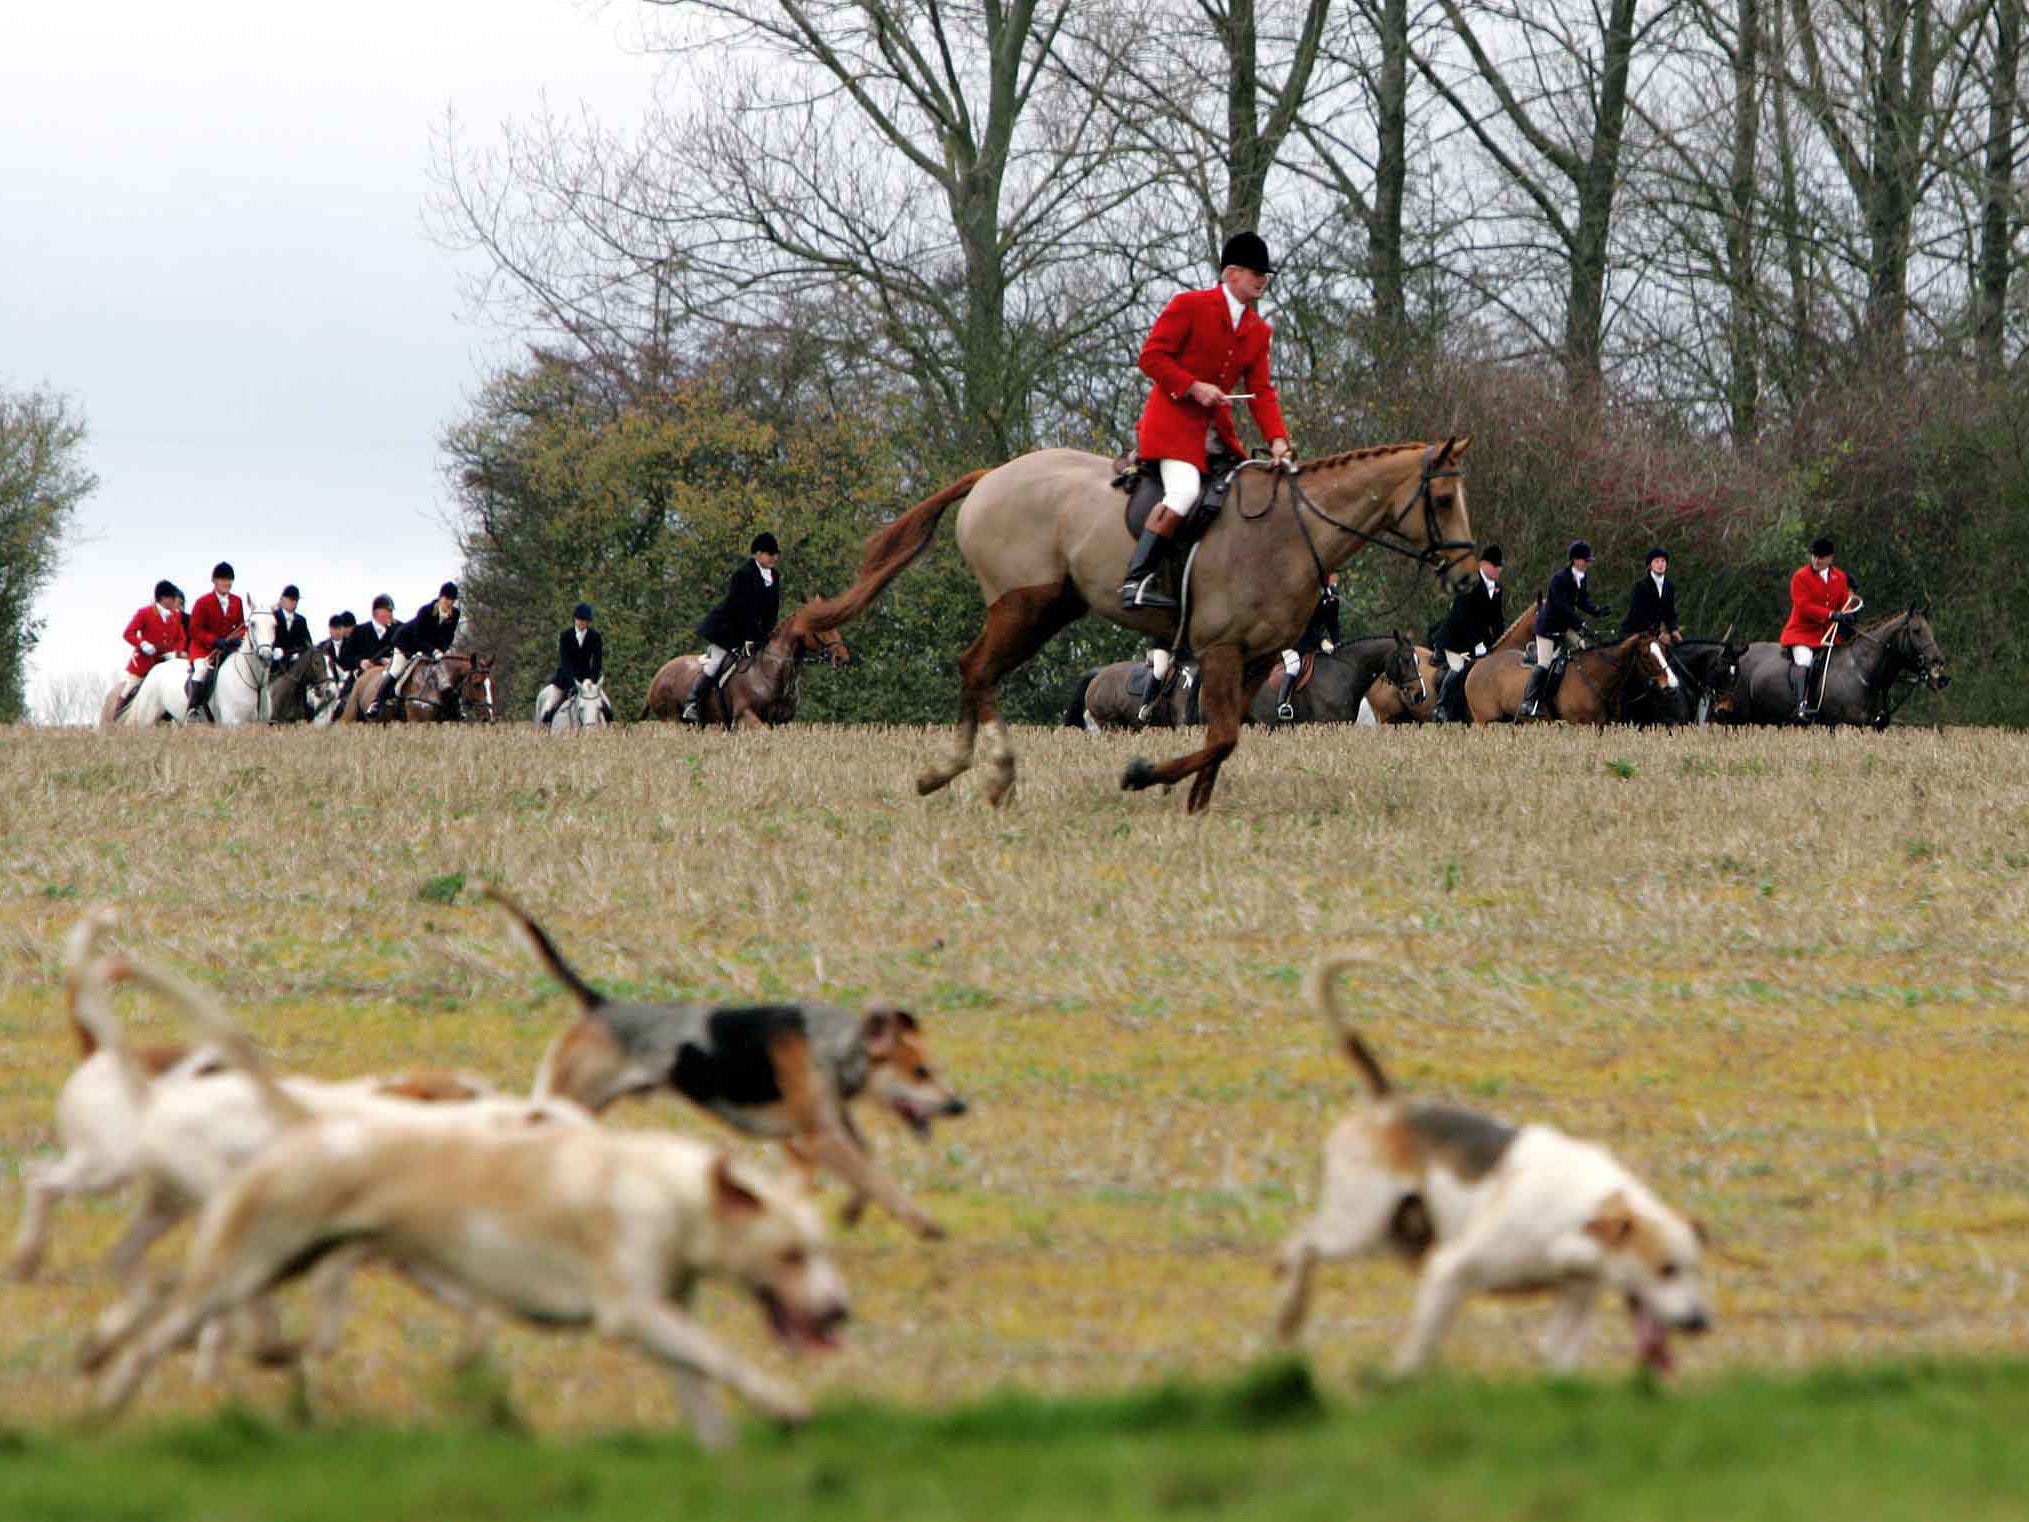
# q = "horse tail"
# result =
<box><xmin>797</xmin><ymin>468</ymin><xmax>992</xmax><ymax>634</ymax></box>
<box><xmin>114</xmin><ymin>956</ymin><xmax>312</xmax><ymax>1127</ymax></box>
<box><xmin>1307</xmin><ymin>952</ymin><xmax>1392</xmax><ymax>1100</ymax></box>
<box><xmin>1062</xmin><ymin>669</ymin><xmax>1099</xmax><ymax>728</ymax></box>
<box><xmin>482</xmin><ymin>886</ymin><xmax>606</xmax><ymax>1015</ymax></box>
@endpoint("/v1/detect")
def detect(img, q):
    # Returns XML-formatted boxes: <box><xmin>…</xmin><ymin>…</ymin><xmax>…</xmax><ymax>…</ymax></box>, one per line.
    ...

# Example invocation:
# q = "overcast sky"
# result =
<box><xmin>9</xmin><ymin>0</ymin><xmax>661</xmax><ymax>714</ymax></box>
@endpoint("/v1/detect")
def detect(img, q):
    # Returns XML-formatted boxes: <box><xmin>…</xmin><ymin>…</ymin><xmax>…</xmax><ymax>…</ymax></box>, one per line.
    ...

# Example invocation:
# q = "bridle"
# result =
<box><xmin>1851</xmin><ymin>615</ymin><xmax>1947</xmax><ymax>727</ymax></box>
<box><xmin>1251</xmin><ymin>448</ymin><xmax>1478</xmax><ymax>592</ymax></box>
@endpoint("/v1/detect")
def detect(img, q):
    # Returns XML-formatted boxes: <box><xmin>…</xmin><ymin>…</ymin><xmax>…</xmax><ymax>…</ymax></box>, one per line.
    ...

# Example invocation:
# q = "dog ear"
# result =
<box><xmin>861</xmin><ymin>1005</ymin><xmax>902</xmax><ymax>1056</ymax></box>
<box><xmin>1583</xmin><ymin>1194</ymin><xmax>1636</xmax><ymax>1249</ymax></box>
<box><xmin>710</xmin><ymin>1154</ymin><xmax>763</xmax><ymax>1218</ymax></box>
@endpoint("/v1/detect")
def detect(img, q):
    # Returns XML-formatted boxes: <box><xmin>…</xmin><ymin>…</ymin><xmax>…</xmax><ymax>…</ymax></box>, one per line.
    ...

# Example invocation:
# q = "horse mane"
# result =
<box><xmin>1296</xmin><ymin>442</ymin><xmax>1430</xmax><ymax>473</ymax></box>
<box><xmin>1860</xmin><ymin>609</ymin><xmax>1911</xmax><ymax>636</ymax></box>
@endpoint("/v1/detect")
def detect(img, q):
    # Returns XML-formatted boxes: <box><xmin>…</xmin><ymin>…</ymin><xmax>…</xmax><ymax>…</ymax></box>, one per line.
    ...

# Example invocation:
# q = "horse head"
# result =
<box><xmin>1901</xmin><ymin>606</ymin><xmax>1950</xmax><ymax>690</ymax></box>
<box><xmin>1384</xmin><ymin>630</ymin><xmax>1426</xmax><ymax>707</ymax></box>
<box><xmin>1705</xmin><ymin>623</ymin><xmax>1744</xmax><ymax>716</ymax></box>
<box><xmin>1636</xmin><ymin>627</ymin><xmax>1692</xmax><ymax>722</ymax></box>
<box><xmin>454</xmin><ymin>655</ymin><xmax>497</xmax><ymax>722</ymax></box>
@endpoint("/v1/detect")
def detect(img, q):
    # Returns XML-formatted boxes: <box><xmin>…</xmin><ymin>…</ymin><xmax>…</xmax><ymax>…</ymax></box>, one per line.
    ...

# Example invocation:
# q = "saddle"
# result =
<box><xmin>1112</xmin><ymin>453</ymin><xmax>1245</xmax><ymax>542</ymax></box>
<box><xmin>1285</xmin><ymin>653</ymin><xmax>1320</xmax><ymax>694</ymax></box>
<box><xmin>1124</xmin><ymin>662</ymin><xmax>1157</xmax><ymax>700</ymax></box>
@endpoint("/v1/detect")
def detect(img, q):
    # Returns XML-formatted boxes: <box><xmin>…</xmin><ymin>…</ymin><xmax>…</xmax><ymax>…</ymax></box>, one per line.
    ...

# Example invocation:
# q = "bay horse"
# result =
<box><xmin>267</xmin><ymin>643</ymin><xmax>342</xmax><ymax>725</ymax></box>
<box><xmin>1062</xmin><ymin>659</ymin><xmax>1198</xmax><ymax>731</ymax></box>
<box><xmin>1731</xmin><ymin>608</ymin><xmax>1949</xmax><ymax>728</ymax></box>
<box><xmin>641</xmin><ymin>615</ymin><xmax>849</xmax><ymax>729</ymax></box>
<box><xmin>339</xmin><ymin>655</ymin><xmax>496</xmax><ymax>723</ymax></box>
<box><xmin>1246</xmin><ymin>632</ymin><xmax>1423</xmax><ymax>726</ymax></box>
<box><xmin>1465</xmin><ymin>629</ymin><xmax>1680</xmax><ymax>726</ymax></box>
<box><xmin>799</xmin><ymin>440</ymin><xmax>1478</xmax><ymax>812</ymax></box>
<box><xmin>1366</xmin><ymin>598</ymin><xmax>1538</xmax><ymax>724</ymax></box>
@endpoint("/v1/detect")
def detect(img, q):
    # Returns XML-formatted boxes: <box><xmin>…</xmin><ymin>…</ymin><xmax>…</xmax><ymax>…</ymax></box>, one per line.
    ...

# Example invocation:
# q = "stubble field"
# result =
<box><xmin>1</xmin><ymin>718</ymin><xmax>2027</xmax><ymax>1513</ymax></box>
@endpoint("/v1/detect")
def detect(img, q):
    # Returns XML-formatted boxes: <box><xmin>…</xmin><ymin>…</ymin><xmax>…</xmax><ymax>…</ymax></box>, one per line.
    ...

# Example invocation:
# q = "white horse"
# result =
<box><xmin>202</xmin><ymin>608</ymin><xmax>278</xmax><ymax>726</ymax></box>
<box><xmin>100</xmin><ymin>660</ymin><xmax>196</xmax><ymax>728</ymax></box>
<box><xmin>539</xmin><ymin>678</ymin><xmax>610</xmax><ymax>735</ymax></box>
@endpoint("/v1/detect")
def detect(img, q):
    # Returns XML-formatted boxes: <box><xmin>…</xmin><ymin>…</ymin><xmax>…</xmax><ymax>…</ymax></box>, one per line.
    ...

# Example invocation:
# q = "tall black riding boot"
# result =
<box><xmin>1518</xmin><ymin>664</ymin><xmax>1547</xmax><ymax>718</ymax></box>
<box><xmin>1434</xmin><ymin>666</ymin><xmax>1465</xmax><ymax>723</ymax></box>
<box><xmin>1787</xmin><ymin>660</ymin><xmax>1810</xmax><ymax>724</ymax></box>
<box><xmin>1119</xmin><ymin>521</ymin><xmax>1180</xmax><ymax>612</ymax></box>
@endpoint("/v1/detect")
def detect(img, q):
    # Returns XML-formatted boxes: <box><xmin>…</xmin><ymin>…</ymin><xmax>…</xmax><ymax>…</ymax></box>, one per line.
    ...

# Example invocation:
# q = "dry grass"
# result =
<box><xmin>3</xmin><ymin>721</ymin><xmax>2028</xmax><ymax>1430</ymax></box>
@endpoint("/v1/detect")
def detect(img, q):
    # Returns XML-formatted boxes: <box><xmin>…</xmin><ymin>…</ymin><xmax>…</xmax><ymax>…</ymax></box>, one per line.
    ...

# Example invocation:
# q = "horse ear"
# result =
<box><xmin>1434</xmin><ymin>433</ymin><xmax>1472</xmax><ymax>465</ymax></box>
<box><xmin>1720</xmin><ymin>622</ymin><xmax>1734</xmax><ymax>647</ymax></box>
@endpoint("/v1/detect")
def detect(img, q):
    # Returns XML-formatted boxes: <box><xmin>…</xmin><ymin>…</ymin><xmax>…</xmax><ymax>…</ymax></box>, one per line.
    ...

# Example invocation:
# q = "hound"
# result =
<box><xmin>486</xmin><ymin>887</ymin><xmax>966</xmax><ymax>1240</ymax></box>
<box><xmin>1275</xmin><ymin>953</ymin><xmax>1713</xmax><ymax>1375</ymax></box>
<box><xmin>88</xmin><ymin>962</ymin><xmax>848</xmax><ymax>1446</ymax></box>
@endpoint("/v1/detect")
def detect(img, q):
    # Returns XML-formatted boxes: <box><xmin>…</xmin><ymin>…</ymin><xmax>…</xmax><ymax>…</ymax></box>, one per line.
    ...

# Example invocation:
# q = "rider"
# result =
<box><xmin>340</xmin><ymin>595</ymin><xmax>395</xmax><ymax>707</ymax></box>
<box><xmin>1619</xmin><ymin>547</ymin><xmax>1681</xmax><ymax>642</ymax></box>
<box><xmin>684</xmin><ymin>533</ymin><xmax>781</xmax><ymax>724</ymax></box>
<box><xmin>1523</xmin><ymin>541</ymin><xmax>1609</xmax><ymax>718</ymax></box>
<box><xmin>1431</xmin><ymin>543</ymin><xmax>1505</xmax><ymax>723</ymax></box>
<box><xmin>1779</xmin><ymin>535</ymin><xmax>1856</xmax><ymax>723</ymax></box>
<box><xmin>185</xmin><ymin>562</ymin><xmax>247</xmax><ymax>716</ymax></box>
<box><xmin>1121</xmin><ymin>231</ymin><xmax>1292</xmax><ymax>611</ymax></box>
<box><xmin>1268</xmin><ymin>572</ymin><xmax>1340</xmax><ymax>720</ymax></box>
<box><xmin>370</xmin><ymin>582</ymin><xmax>460</xmax><ymax>717</ymax></box>
<box><xmin>537</xmin><ymin>602</ymin><xmax>607</xmax><ymax>725</ymax></box>
<box><xmin>317</xmin><ymin>612</ymin><xmax>353</xmax><ymax>677</ymax></box>
<box><xmin>114</xmin><ymin>579</ymin><xmax>189</xmax><ymax>710</ymax></box>
<box><xmin>271</xmin><ymin>584</ymin><xmax>313</xmax><ymax>672</ymax></box>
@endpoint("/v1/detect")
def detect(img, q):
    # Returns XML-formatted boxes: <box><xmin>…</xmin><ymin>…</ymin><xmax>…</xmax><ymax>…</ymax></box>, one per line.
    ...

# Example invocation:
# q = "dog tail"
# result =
<box><xmin>1308</xmin><ymin>952</ymin><xmax>1391</xmax><ymax>1099</ymax></box>
<box><xmin>483</xmin><ymin>885</ymin><xmax>606</xmax><ymax>1013</ymax></box>
<box><xmin>114</xmin><ymin>956</ymin><xmax>312</xmax><ymax>1128</ymax></box>
<box><xmin>62</xmin><ymin>906</ymin><xmax>122</xmax><ymax>1060</ymax></box>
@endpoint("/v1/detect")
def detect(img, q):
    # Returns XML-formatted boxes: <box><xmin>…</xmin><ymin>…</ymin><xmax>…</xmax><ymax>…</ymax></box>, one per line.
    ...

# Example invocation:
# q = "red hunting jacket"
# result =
<box><xmin>123</xmin><ymin>603</ymin><xmax>189</xmax><ymax>677</ymax></box>
<box><xmin>1779</xmin><ymin>564</ymin><xmax>1853</xmax><ymax>647</ymax></box>
<box><xmin>1136</xmin><ymin>286</ymin><xmax>1289</xmax><ymax>471</ymax></box>
<box><xmin>187</xmin><ymin>590</ymin><xmax>247</xmax><ymax>661</ymax></box>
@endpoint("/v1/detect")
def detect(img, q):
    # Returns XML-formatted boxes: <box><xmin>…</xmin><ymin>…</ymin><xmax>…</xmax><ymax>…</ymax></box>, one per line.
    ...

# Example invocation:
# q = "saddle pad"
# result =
<box><xmin>1125</xmin><ymin>662</ymin><xmax>1154</xmax><ymax>699</ymax></box>
<box><xmin>1292</xmin><ymin>653</ymin><xmax>1318</xmax><ymax>693</ymax></box>
<box><xmin>1122</xmin><ymin>466</ymin><xmax>1166</xmax><ymax>539</ymax></box>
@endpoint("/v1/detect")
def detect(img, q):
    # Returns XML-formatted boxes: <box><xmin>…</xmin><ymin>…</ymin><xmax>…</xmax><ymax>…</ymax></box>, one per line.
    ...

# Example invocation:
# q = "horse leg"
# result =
<box><xmin>1121</xmin><ymin>645</ymin><xmax>1256</xmax><ymax>813</ymax></box>
<box><xmin>916</xmin><ymin>583</ymin><xmax>1086</xmax><ymax>804</ymax></box>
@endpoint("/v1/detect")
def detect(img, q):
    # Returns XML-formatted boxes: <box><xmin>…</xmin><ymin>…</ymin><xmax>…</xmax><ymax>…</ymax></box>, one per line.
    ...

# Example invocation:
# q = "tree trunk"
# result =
<box><xmin>1370</xmin><ymin>0</ymin><xmax>1410</xmax><ymax>356</ymax></box>
<box><xmin>1978</xmin><ymin>0</ymin><xmax>2022</xmax><ymax>372</ymax></box>
<box><xmin>1561</xmin><ymin>0</ymin><xmax>1641</xmax><ymax>402</ymax></box>
<box><xmin>1724</xmin><ymin>0</ymin><xmax>1762</xmax><ymax>442</ymax></box>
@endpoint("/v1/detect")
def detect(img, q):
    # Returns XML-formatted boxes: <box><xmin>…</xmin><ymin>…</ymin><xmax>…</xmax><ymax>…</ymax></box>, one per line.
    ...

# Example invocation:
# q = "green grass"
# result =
<box><xmin>4</xmin><ymin>1360</ymin><xmax>2028</xmax><ymax>1520</ymax></box>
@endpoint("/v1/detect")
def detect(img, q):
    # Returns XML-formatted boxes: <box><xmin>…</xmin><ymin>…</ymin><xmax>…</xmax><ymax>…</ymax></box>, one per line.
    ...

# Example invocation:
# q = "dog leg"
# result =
<box><xmin>398</xmin><ymin>1259</ymin><xmax>495</xmax><ymax>1369</ymax></box>
<box><xmin>10</xmin><ymin>1152</ymin><xmax>125</xmax><ymax>1281</ymax></box>
<box><xmin>101</xmin><ymin>1184</ymin><xmax>187</xmax><ymax>1281</ymax></box>
<box><xmin>78</xmin><ymin>1273</ymin><xmax>170</xmax><ymax>1373</ymax></box>
<box><xmin>1538</xmin><ymin>1280</ymin><xmax>1599</xmax><ymax>1372</ymax></box>
<box><xmin>1392</xmin><ymin>1243</ymin><xmax>1476</xmax><ymax>1375</ymax></box>
<box><xmin>612</xmin><ymin>1298</ymin><xmax>812</xmax><ymax>1434</ymax></box>
<box><xmin>664</xmin><ymin>1279</ymin><xmax>730</xmax><ymax>1449</ymax></box>
<box><xmin>803</xmin><ymin>1127</ymin><xmax>942</xmax><ymax>1240</ymax></box>
<box><xmin>1274</xmin><ymin>1167</ymin><xmax>1406</xmax><ymax>1341</ymax></box>
<box><xmin>306</xmin><ymin>1244</ymin><xmax>369</xmax><ymax>1360</ymax></box>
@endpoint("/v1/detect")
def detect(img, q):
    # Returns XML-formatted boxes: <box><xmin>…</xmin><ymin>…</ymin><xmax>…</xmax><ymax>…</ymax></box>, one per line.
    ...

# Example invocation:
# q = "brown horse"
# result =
<box><xmin>1366</xmin><ymin>599</ymin><xmax>1538</xmax><ymax>724</ymax></box>
<box><xmin>641</xmin><ymin>616</ymin><xmax>848</xmax><ymax>729</ymax></box>
<box><xmin>800</xmin><ymin>441</ymin><xmax>1478</xmax><ymax>813</ymax></box>
<box><xmin>1464</xmin><ymin>630</ymin><xmax>1675</xmax><ymax>726</ymax></box>
<box><xmin>337</xmin><ymin>655</ymin><xmax>496</xmax><ymax>723</ymax></box>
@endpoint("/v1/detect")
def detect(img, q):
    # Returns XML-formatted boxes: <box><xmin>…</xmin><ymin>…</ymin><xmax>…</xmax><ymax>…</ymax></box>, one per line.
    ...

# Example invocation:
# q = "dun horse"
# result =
<box><xmin>641</xmin><ymin>617</ymin><xmax>848</xmax><ymax>729</ymax></box>
<box><xmin>337</xmin><ymin>654</ymin><xmax>495</xmax><ymax>723</ymax></box>
<box><xmin>1465</xmin><ymin>630</ymin><xmax>1682</xmax><ymax>726</ymax></box>
<box><xmin>801</xmin><ymin>440</ymin><xmax>1478</xmax><ymax>813</ymax></box>
<box><xmin>1366</xmin><ymin>599</ymin><xmax>1538</xmax><ymax>724</ymax></box>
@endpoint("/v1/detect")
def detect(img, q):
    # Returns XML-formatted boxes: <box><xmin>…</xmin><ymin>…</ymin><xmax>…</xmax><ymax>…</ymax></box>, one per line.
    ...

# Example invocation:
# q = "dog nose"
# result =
<box><xmin>1681</xmin><ymin>1310</ymin><xmax>1711</xmax><ymax>1335</ymax></box>
<box><xmin>946</xmin><ymin>1096</ymin><xmax>968</xmax><ymax>1116</ymax></box>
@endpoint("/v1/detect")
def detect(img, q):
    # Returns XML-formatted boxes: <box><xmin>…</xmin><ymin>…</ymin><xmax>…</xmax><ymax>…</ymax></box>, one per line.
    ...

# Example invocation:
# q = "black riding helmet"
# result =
<box><xmin>1568</xmin><ymin>540</ymin><xmax>1593</xmax><ymax>562</ymax></box>
<box><xmin>154</xmin><ymin>579</ymin><xmax>181</xmax><ymax>602</ymax></box>
<box><xmin>1479</xmin><ymin>544</ymin><xmax>1504</xmax><ymax>567</ymax></box>
<box><xmin>573</xmin><ymin>602</ymin><xmax>594</xmax><ymax>622</ymax></box>
<box><xmin>1219</xmin><ymin>231</ymin><xmax>1275</xmax><ymax>274</ymax></box>
<box><xmin>751</xmin><ymin>532</ymin><xmax>779</xmax><ymax>556</ymax></box>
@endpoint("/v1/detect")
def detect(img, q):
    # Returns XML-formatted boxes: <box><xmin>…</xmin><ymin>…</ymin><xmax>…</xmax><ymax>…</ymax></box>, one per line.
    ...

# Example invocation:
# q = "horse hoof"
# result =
<box><xmin>1121</xmin><ymin>758</ymin><xmax>1157</xmax><ymax>792</ymax></box>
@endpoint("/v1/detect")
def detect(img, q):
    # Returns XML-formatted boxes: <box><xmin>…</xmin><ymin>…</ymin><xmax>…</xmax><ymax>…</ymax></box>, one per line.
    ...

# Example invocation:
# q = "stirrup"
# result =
<box><xmin>1276</xmin><ymin>702</ymin><xmax>1295</xmax><ymax>722</ymax></box>
<box><xmin>1120</xmin><ymin>575</ymin><xmax>1178</xmax><ymax>612</ymax></box>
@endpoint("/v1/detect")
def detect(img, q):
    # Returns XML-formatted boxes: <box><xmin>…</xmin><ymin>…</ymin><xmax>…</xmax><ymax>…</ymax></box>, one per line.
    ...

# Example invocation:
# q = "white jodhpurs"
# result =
<box><xmin>1534</xmin><ymin>635</ymin><xmax>1557</xmax><ymax>668</ymax></box>
<box><xmin>1444</xmin><ymin>650</ymin><xmax>1467</xmax><ymax>673</ymax></box>
<box><xmin>1791</xmin><ymin>644</ymin><xmax>1815</xmax><ymax>667</ymax></box>
<box><xmin>1281</xmin><ymin>649</ymin><xmax>1302</xmax><ymax>678</ymax></box>
<box><xmin>702</xmin><ymin>644</ymin><xmax>731</xmax><ymax>681</ymax></box>
<box><xmin>1157</xmin><ymin>459</ymin><xmax>1200</xmax><ymax>516</ymax></box>
<box><xmin>385</xmin><ymin>648</ymin><xmax>410</xmax><ymax>691</ymax></box>
<box><xmin>1148</xmin><ymin>648</ymin><xmax>1171</xmax><ymax>682</ymax></box>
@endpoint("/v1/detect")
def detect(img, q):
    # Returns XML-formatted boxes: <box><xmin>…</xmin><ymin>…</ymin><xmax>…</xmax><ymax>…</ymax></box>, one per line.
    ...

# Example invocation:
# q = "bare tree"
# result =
<box><xmin>1974</xmin><ymin>0</ymin><xmax>2023</xmax><ymax>371</ymax></box>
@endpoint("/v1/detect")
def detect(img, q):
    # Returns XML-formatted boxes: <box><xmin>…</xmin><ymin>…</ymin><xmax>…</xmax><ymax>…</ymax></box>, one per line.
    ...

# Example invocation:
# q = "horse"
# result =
<box><xmin>99</xmin><ymin>660</ymin><xmax>196</xmax><ymax>728</ymax></box>
<box><xmin>339</xmin><ymin>654</ymin><xmax>496</xmax><ymax>723</ymax></box>
<box><xmin>1731</xmin><ymin>608</ymin><xmax>1950</xmax><ymax>728</ymax></box>
<box><xmin>1246</xmin><ymin>632</ymin><xmax>1423</xmax><ymax>725</ymax></box>
<box><xmin>265</xmin><ymin>642</ymin><xmax>341</xmax><ymax>726</ymax></box>
<box><xmin>1062</xmin><ymin>660</ymin><xmax>1198</xmax><ymax>731</ymax></box>
<box><xmin>798</xmin><ymin>439</ymin><xmax>1478</xmax><ymax>813</ymax></box>
<box><xmin>640</xmin><ymin>617</ymin><xmax>849</xmax><ymax>729</ymax></box>
<box><xmin>200</xmin><ymin>609</ymin><xmax>278</xmax><ymax>726</ymax></box>
<box><xmin>1367</xmin><ymin>599</ymin><xmax>1539</xmax><ymax>724</ymax></box>
<box><xmin>1465</xmin><ymin>628</ymin><xmax>1682</xmax><ymax>726</ymax></box>
<box><xmin>1625</xmin><ymin>631</ymin><xmax>1744</xmax><ymax>727</ymax></box>
<box><xmin>540</xmin><ymin>678</ymin><xmax>611</xmax><ymax>736</ymax></box>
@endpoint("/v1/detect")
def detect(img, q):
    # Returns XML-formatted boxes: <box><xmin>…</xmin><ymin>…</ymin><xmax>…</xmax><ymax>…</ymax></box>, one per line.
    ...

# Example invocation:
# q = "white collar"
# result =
<box><xmin>156</xmin><ymin>601</ymin><xmax>176</xmax><ymax>616</ymax></box>
<box><xmin>216</xmin><ymin>591</ymin><xmax>232</xmax><ymax>608</ymax></box>
<box><xmin>1818</xmin><ymin>566</ymin><xmax>1831</xmax><ymax>580</ymax></box>
<box><xmin>757</xmin><ymin>562</ymin><xmax>775</xmax><ymax>587</ymax></box>
<box><xmin>1572</xmin><ymin>567</ymin><xmax>1585</xmax><ymax>584</ymax></box>
<box><xmin>1221</xmin><ymin>283</ymin><xmax>1245</xmax><ymax>329</ymax></box>
<box><xmin>574</xmin><ymin>627</ymin><xmax>588</xmax><ymax>643</ymax></box>
<box><xmin>1651</xmin><ymin>571</ymin><xmax>1666</xmax><ymax>591</ymax></box>
<box><xmin>1480</xmin><ymin>572</ymin><xmax>1499</xmax><ymax>596</ymax></box>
